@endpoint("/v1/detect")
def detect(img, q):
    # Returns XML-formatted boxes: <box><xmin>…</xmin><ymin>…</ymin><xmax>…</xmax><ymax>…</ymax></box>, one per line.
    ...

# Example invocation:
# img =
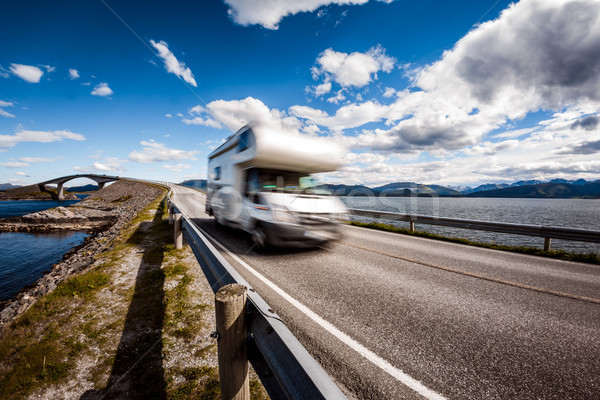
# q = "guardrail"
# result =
<box><xmin>167</xmin><ymin>190</ymin><xmax>347</xmax><ymax>400</ymax></box>
<box><xmin>349</xmin><ymin>208</ymin><xmax>600</xmax><ymax>251</ymax></box>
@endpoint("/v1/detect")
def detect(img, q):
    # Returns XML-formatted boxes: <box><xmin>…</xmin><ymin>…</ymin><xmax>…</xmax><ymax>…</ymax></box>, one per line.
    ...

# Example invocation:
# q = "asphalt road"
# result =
<box><xmin>171</xmin><ymin>185</ymin><xmax>600</xmax><ymax>400</ymax></box>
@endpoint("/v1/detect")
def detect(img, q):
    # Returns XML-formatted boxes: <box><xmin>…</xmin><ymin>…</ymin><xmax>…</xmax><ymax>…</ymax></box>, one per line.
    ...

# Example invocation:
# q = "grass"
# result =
<box><xmin>349</xmin><ymin>220</ymin><xmax>600</xmax><ymax>265</ymax></box>
<box><xmin>0</xmin><ymin>188</ymin><xmax>168</xmax><ymax>398</ymax></box>
<box><xmin>0</xmin><ymin>184</ymin><xmax>268</xmax><ymax>399</ymax></box>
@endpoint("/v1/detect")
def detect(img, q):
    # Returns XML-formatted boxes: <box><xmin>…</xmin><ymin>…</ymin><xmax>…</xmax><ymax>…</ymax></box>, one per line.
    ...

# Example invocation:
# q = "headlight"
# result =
<box><xmin>272</xmin><ymin>205</ymin><xmax>297</xmax><ymax>223</ymax></box>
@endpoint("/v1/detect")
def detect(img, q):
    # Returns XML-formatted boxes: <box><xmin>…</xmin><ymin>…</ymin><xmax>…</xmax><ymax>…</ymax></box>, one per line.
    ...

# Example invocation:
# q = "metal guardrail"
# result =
<box><xmin>167</xmin><ymin>191</ymin><xmax>347</xmax><ymax>400</ymax></box>
<box><xmin>349</xmin><ymin>208</ymin><xmax>600</xmax><ymax>251</ymax></box>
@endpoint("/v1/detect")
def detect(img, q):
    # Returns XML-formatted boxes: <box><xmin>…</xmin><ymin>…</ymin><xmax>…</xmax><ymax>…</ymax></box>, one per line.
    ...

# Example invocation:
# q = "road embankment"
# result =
<box><xmin>0</xmin><ymin>180</ymin><xmax>268</xmax><ymax>399</ymax></box>
<box><xmin>0</xmin><ymin>179</ymin><xmax>163</xmax><ymax>324</ymax></box>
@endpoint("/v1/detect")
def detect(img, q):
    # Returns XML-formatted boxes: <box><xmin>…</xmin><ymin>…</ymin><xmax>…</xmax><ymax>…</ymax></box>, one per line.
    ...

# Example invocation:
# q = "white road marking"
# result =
<box><xmin>198</xmin><ymin>218</ymin><xmax>446</xmax><ymax>400</ymax></box>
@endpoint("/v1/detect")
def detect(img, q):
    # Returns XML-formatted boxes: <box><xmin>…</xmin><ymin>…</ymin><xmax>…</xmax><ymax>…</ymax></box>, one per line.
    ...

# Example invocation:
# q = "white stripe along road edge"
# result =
<box><xmin>201</xmin><ymin>229</ymin><xmax>446</xmax><ymax>400</ymax></box>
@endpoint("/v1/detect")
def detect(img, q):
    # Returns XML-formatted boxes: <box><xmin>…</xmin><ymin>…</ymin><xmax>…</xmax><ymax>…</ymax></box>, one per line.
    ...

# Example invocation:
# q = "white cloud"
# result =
<box><xmin>298</xmin><ymin>0</ymin><xmax>600</xmax><ymax>158</ymax></box>
<box><xmin>312</xmin><ymin>45</ymin><xmax>395</xmax><ymax>88</ymax></box>
<box><xmin>189</xmin><ymin>97</ymin><xmax>302</xmax><ymax>133</ymax></box>
<box><xmin>327</xmin><ymin>90</ymin><xmax>346</xmax><ymax>104</ymax></box>
<box><xmin>10</xmin><ymin>63</ymin><xmax>44</xmax><ymax>83</ymax></box>
<box><xmin>128</xmin><ymin>140</ymin><xmax>198</xmax><ymax>163</ymax></box>
<box><xmin>91</xmin><ymin>82</ymin><xmax>113</xmax><ymax>97</ymax></box>
<box><xmin>92</xmin><ymin>158</ymin><xmax>125</xmax><ymax>172</ymax></box>
<box><xmin>69</xmin><ymin>68</ymin><xmax>79</xmax><ymax>79</ymax></box>
<box><xmin>223</xmin><ymin>0</ymin><xmax>393</xmax><ymax>29</ymax></box>
<box><xmin>0</xmin><ymin>161</ymin><xmax>29</xmax><ymax>168</ymax></box>
<box><xmin>19</xmin><ymin>157</ymin><xmax>54</xmax><ymax>163</ymax></box>
<box><xmin>291</xmin><ymin>100</ymin><xmax>390</xmax><ymax>132</ymax></box>
<box><xmin>0</xmin><ymin>100</ymin><xmax>15</xmax><ymax>118</ymax></box>
<box><xmin>15</xmin><ymin>171</ymin><xmax>29</xmax><ymax>177</ymax></box>
<box><xmin>382</xmin><ymin>87</ymin><xmax>396</xmax><ymax>98</ymax></box>
<box><xmin>0</xmin><ymin>129</ymin><xmax>86</xmax><ymax>150</ymax></box>
<box><xmin>163</xmin><ymin>163</ymin><xmax>191</xmax><ymax>172</ymax></box>
<box><xmin>314</xmin><ymin>82</ymin><xmax>332</xmax><ymax>96</ymax></box>
<box><xmin>181</xmin><ymin>116</ymin><xmax>223</xmax><ymax>128</ymax></box>
<box><xmin>165</xmin><ymin>113</ymin><xmax>173</xmax><ymax>118</ymax></box>
<box><xmin>150</xmin><ymin>39</ymin><xmax>197</xmax><ymax>87</ymax></box>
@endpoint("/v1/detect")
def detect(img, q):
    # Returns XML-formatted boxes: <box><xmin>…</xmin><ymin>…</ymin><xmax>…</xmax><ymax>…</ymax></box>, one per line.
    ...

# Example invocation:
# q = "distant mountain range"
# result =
<box><xmin>4</xmin><ymin>178</ymin><xmax>600</xmax><ymax>198</ymax></box>
<box><xmin>0</xmin><ymin>183</ymin><xmax>21</xmax><ymax>190</ymax></box>
<box><xmin>322</xmin><ymin>179</ymin><xmax>600</xmax><ymax>198</ymax></box>
<box><xmin>66</xmin><ymin>184</ymin><xmax>99</xmax><ymax>192</ymax></box>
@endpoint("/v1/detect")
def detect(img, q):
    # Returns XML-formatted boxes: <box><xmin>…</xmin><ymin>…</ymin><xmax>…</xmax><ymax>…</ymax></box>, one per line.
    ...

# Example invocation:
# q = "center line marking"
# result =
<box><xmin>340</xmin><ymin>240</ymin><xmax>600</xmax><ymax>305</ymax></box>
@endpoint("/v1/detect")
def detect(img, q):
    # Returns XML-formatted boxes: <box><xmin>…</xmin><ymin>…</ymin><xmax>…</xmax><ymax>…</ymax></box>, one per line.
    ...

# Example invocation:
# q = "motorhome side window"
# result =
<box><xmin>237</xmin><ymin>129</ymin><xmax>253</xmax><ymax>153</ymax></box>
<box><xmin>214</xmin><ymin>166</ymin><xmax>221</xmax><ymax>181</ymax></box>
<box><xmin>245</xmin><ymin>169</ymin><xmax>259</xmax><ymax>197</ymax></box>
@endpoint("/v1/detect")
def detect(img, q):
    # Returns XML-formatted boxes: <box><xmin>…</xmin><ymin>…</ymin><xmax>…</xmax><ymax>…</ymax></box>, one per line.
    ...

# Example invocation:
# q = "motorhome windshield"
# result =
<box><xmin>246</xmin><ymin>168</ymin><xmax>330</xmax><ymax>195</ymax></box>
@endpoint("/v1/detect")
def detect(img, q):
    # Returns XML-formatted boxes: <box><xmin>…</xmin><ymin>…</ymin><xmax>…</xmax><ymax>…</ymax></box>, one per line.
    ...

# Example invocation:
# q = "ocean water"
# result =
<box><xmin>0</xmin><ymin>199</ymin><xmax>87</xmax><ymax>302</ymax></box>
<box><xmin>0</xmin><ymin>199</ymin><xmax>81</xmax><ymax>219</ymax></box>
<box><xmin>0</xmin><ymin>231</ymin><xmax>88</xmax><ymax>301</ymax></box>
<box><xmin>341</xmin><ymin>196</ymin><xmax>600</xmax><ymax>254</ymax></box>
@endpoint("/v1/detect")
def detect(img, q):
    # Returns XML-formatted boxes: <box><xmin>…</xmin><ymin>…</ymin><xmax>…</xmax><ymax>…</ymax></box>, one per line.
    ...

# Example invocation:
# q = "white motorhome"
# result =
<box><xmin>206</xmin><ymin>123</ymin><xmax>348</xmax><ymax>248</ymax></box>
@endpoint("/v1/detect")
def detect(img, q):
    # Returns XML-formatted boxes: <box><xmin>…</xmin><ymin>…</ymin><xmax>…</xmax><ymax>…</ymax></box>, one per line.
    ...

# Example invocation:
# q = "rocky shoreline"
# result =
<box><xmin>0</xmin><ymin>179</ymin><xmax>165</xmax><ymax>328</ymax></box>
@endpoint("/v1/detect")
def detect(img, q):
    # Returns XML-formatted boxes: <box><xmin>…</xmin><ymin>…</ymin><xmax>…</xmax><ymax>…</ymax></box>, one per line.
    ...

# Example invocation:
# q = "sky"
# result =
<box><xmin>1</xmin><ymin>0</ymin><xmax>600</xmax><ymax>188</ymax></box>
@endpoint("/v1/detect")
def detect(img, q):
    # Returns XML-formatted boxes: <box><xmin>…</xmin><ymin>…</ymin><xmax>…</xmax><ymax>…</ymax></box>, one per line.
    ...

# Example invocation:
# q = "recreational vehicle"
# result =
<box><xmin>206</xmin><ymin>124</ymin><xmax>348</xmax><ymax>248</ymax></box>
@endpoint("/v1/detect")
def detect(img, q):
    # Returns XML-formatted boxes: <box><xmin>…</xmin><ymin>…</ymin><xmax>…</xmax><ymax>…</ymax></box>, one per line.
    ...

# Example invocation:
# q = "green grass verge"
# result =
<box><xmin>349</xmin><ymin>221</ymin><xmax>600</xmax><ymax>265</ymax></box>
<box><xmin>0</xmin><ymin>188</ymin><xmax>168</xmax><ymax>398</ymax></box>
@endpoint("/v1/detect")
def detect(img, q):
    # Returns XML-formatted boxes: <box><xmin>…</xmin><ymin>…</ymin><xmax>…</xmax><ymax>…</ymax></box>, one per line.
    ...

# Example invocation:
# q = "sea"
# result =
<box><xmin>341</xmin><ymin>196</ymin><xmax>600</xmax><ymax>254</ymax></box>
<box><xmin>1</xmin><ymin>196</ymin><xmax>599</xmax><ymax>302</ymax></box>
<box><xmin>0</xmin><ymin>197</ymin><xmax>88</xmax><ymax>302</ymax></box>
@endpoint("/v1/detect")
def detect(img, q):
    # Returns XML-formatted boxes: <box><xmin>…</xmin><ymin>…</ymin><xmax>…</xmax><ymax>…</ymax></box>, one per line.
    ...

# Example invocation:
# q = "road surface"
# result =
<box><xmin>171</xmin><ymin>185</ymin><xmax>600</xmax><ymax>400</ymax></box>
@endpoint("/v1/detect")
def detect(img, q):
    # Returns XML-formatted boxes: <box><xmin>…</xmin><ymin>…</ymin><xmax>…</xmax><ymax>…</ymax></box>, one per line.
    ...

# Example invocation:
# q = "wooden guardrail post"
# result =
<box><xmin>215</xmin><ymin>284</ymin><xmax>249</xmax><ymax>400</ymax></box>
<box><xmin>409</xmin><ymin>221</ymin><xmax>415</xmax><ymax>233</ymax></box>
<box><xmin>174</xmin><ymin>213</ymin><xmax>183</xmax><ymax>249</ymax></box>
<box><xmin>168</xmin><ymin>202</ymin><xmax>174</xmax><ymax>225</ymax></box>
<box><xmin>544</xmin><ymin>237</ymin><xmax>551</xmax><ymax>252</ymax></box>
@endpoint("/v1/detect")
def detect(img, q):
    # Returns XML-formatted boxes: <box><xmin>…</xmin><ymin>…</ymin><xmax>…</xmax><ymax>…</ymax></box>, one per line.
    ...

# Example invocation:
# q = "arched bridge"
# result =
<box><xmin>38</xmin><ymin>174</ymin><xmax>120</xmax><ymax>200</ymax></box>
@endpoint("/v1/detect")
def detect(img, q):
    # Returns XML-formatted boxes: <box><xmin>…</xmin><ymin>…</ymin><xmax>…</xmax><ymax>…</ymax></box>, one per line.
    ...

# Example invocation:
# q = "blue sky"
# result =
<box><xmin>1</xmin><ymin>0</ymin><xmax>600</xmax><ymax>188</ymax></box>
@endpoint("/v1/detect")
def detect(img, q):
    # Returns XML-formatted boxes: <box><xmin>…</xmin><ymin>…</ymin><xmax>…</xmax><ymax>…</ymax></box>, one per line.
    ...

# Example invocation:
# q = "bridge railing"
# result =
<box><xmin>348</xmin><ymin>208</ymin><xmax>600</xmax><ymax>251</ymax></box>
<box><xmin>167</xmin><ymin>190</ymin><xmax>347</xmax><ymax>400</ymax></box>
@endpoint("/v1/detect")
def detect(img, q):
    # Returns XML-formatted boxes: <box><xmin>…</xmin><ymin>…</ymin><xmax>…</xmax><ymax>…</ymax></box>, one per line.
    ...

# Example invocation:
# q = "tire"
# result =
<box><xmin>251</xmin><ymin>224</ymin><xmax>268</xmax><ymax>250</ymax></box>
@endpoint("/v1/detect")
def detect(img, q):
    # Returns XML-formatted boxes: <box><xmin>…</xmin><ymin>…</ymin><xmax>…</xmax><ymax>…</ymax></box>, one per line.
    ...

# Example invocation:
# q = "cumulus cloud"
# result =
<box><xmin>150</xmin><ymin>39</ymin><xmax>197</xmax><ymax>87</ymax></box>
<box><xmin>291</xmin><ymin>100</ymin><xmax>390</xmax><ymax>132</ymax></box>
<box><xmin>163</xmin><ymin>163</ymin><xmax>191</xmax><ymax>172</ymax></box>
<box><xmin>69</xmin><ymin>68</ymin><xmax>80</xmax><ymax>79</ymax></box>
<box><xmin>571</xmin><ymin>115</ymin><xmax>599</xmax><ymax>131</ymax></box>
<box><xmin>299</xmin><ymin>0</ymin><xmax>600</xmax><ymax>156</ymax></box>
<box><xmin>92</xmin><ymin>158</ymin><xmax>125</xmax><ymax>172</ymax></box>
<box><xmin>128</xmin><ymin>140</ymin><xmax>198</xmax><ymax>163</ymax></box>
<box><xmin>10</xmin><ymin>63</ymin><xmax>44</xmax><ymax>83</ymax></box>
<box><xmin>188</xmin><ymin>97</ymin><xmax>302</xmax><ymax>133</ymax></box>
<box><xmin>91</xmin><ymin>82</ymin><xmax>113</xmax><ymax>97</ymax></box>
<box><xmin>558</xmin><ymin>140</ymin><xmax>600</xmax><ymax>155</ymax></box>
<box><xmin>181</xmin><ymin>106</ymin><xmax>223</xmax><ymax>128</ymax></box>
<box><xmin>19</xmin><ymin>157</ymin><xmax>54</xmax><ymax>163</ymax></box>
<box><xmin>0</xmin><ymin>161</ymin><xmax>29</xmax><ymax>168</ymax></box>
<box><xmin>0</xmin><ymin>129</ymin><xmax>86</xmax><ymax>150</ymax></box>
<box><xmin>314</xmin><ymin>82</ymin><xmax>332</xmax><ymax>96</ymax></box>
<box><xmin>0</xmin><ymin>100</ymin><xmax>15</xmax><ymax>118</ymax></box>
<box><xmin>312</xmin><ymin>45</ymin><xmax>395</xmax><ymax>89</ymax></box>
<box><xmin>223</xmin><ymin>0</ymin><xmax>393</xmax><ymax>29</ymax></box>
